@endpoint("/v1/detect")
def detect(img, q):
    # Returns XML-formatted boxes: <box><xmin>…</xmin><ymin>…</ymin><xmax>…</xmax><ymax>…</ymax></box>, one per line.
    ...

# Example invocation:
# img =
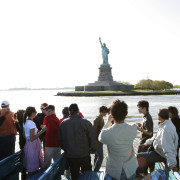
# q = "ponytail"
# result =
<box><xmin>23</xmin><ymin>112</ymin><xmax>27</xmax><ymax>124</ymax></box>
<box><xmin>23</xmin><ymin>106</ymin><xmax>37</xmax><ymax>124</ymax></box>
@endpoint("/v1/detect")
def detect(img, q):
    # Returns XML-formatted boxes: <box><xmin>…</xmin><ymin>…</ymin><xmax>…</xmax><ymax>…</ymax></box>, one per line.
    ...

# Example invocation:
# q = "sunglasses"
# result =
<box><xmin>47</xmin><ymin>109</ymin><xmax>52</xmax><ymax>112</ymax></box>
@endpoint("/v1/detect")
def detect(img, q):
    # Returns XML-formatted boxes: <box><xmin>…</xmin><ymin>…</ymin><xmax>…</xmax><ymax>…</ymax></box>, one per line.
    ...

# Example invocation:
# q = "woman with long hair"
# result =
<box><xmin>168</xmin><ymin>106</ymin><xmax>180</xmax><ymax>170</ymax></box>
<box><xmin>23</xmin><ymin>106</ymin><xmax>46</xmax><ymax>176</ymax></box>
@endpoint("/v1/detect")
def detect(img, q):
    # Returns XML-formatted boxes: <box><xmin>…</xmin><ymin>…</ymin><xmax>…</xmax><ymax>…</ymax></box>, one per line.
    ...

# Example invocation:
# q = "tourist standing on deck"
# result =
<box><xmin>93</xmin><ymin>105</ymin><xmax>108</xmax><ymax>172</ymax></box>
<box><xmin>99</xmin><ymin>100</ymin><xmax>138</xmax><ymax>180</ymax></box>
<box><xmin>58</xmin><ymin>103</ymin><xmax>96</xmax><ymax>180</ymax></box>
<box><xmin>0</xmin><ymin>100</ymin><xmax>17</xmax><ymax>161</ymax></box>
<box><xmin>15</xmin><ymin>110</ymin><xmax>26</xmax><ymax>149</ymax></box>
<box><xmin>14</xmin><ymin>110</ymin><xmax>26</xmax><ymax>180</ymax></box>
<box><xmin>59</xmin><ymin>107</ymin><xmax>69</xmax><ymax>123</ymax></box>
<box><xmin>23</xmin><ymin>106</ymin><xmax>46</xmax><ymax>176</ymax></box>
<box><xmin>168</xmin><ymin>106</ymin><xmax>180</xmax><ymax>170</ymax></box>
<box><xmin>136</xmin><ymin>108</ymin><xmax>178</xmax><ymax>176</ymax></box>
<box><xmin>137</xmin><ymin>100</ymin><xmax>153</xmax><ymax>153</ymax></box>
<box><xmin>34</xmin><ymin>103</ymin><xmax>48</xmax><ymax>150</ymax></box>
<box><xmin>43</xmin><ymin>105</ymin><xmax>61</xmax><ymax>168</ymax></box>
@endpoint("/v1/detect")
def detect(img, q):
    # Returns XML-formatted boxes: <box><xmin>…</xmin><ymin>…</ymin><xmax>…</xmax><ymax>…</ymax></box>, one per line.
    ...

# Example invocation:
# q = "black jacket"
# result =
<box><xmin>58</xmin><ymin>114</ymin><xmax>97</xmax><ymax>158</ymax></box>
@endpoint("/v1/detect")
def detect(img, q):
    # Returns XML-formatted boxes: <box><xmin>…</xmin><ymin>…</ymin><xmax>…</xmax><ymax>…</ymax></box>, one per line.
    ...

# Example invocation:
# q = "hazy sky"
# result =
<box><xmin>0</xmin><ymin>0</ymin><xmax>180</xmax><ymax>89</ymax></box>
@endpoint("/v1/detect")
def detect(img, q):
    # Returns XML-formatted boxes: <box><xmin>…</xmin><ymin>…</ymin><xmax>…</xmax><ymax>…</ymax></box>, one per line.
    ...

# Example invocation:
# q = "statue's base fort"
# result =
<box><xmin>75</xmin><ymin>65</ymin><xmax>134</xmax><ymax>91</ymax></box>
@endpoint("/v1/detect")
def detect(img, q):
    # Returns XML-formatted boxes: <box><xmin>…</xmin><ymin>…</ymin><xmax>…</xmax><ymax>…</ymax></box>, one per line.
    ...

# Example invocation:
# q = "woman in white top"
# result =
<box><xmin>23</xmin><ymin>106</ymin><xmax>46</xmax><ymax>176</ymax></box>
<box><xmin>99</xmin><ymin>100</ymin><xmax>138</xmax><ymax>180</ymax></box>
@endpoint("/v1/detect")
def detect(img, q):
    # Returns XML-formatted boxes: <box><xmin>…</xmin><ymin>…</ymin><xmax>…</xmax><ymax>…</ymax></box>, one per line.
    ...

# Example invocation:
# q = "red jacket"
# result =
<box><xmin>43</xmin><ymin>114</ymin><xmax>60</xmax><ymax>147</ymax></box>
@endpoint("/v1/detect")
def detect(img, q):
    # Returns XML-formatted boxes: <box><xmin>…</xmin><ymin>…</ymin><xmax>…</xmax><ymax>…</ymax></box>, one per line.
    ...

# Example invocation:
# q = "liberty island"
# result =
<box><xmin>75</xmin><ymin>38</ymin><xmax>134</xmax><ymax>91</ymax></box>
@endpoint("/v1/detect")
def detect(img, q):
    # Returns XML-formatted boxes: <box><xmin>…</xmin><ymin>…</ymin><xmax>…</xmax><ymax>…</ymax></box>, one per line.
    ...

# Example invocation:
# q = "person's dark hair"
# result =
<box><xmin>110</xmin><ymin>100</ymin><xmax>128</xmax><ymax>122</ymax></box>
<box><xmin>24</xmin><ymin>107</ymin><xmax>37</xmax><ymax>124</ymax></box>
<box><xmin>137</xmin><ymin>100</ymin><xmax>149</xmax><ymax>112</ymax></box>
<box><xmin>41</xmin><ymin>103</ymin><xmax>48</xmax><ymax>108</ymax></box>
<box><xmin>158</xmin><ymin>108</ymin><xmax>169</xmax><ymax>120</ymax></box>
<box><xmin>69</xmin><ymin>103</ymin><xmax>79</xmax><ymax>115</ymax></box>
<box><xmin>62</xmin><ymin>107</ymin><xmax>69</xmax><ymax>117</ymax></box>
<box><xmin>17</xmin><ymin>110</ymin><xmax>25</xmax><ymax>125</ymax></box>
<box><xmin>168</xmin><ymin>106</ymin><xmax>179</xmax><ymax>119</ymax></box>
<box><xmin>99</xmin><ymin>106</ymin><xmax>108</xmax><ymax>113</ymax></box>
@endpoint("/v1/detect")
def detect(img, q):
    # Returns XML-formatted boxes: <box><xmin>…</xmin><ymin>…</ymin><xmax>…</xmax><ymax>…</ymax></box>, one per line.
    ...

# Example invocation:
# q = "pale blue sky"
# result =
<box><xmin>0</xmin><ymin>0</ymin><xmax>180</xmax><ymax>89</ymax></box>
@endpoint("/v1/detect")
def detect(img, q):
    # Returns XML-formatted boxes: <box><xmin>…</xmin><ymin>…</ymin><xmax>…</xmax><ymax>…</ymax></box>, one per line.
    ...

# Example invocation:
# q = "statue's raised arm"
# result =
<box><xmin>99</xmin><ymin>37</ymin><xmax>103</xmax><ymax>47</ymax></box>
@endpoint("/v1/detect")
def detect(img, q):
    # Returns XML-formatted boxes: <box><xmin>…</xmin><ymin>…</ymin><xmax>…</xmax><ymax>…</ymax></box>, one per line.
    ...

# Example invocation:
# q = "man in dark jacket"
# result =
<box><xmin>58</xmin><ymin>103</ymin><xmax>96</xmax><ymax>180</ymax></box>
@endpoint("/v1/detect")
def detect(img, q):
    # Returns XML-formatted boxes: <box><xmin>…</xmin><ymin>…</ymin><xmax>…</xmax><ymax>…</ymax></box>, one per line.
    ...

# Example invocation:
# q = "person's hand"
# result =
<box><xmin>136</xmin><ymin>122</ymin><xmax>142</xmax><ymax>127</ymax></box>
<box><xmin>90</xmin><ymin>148</ymin><xmax>96</xmax><ymax>154</ymax></box>
<box><xmin>108</xmin><ymin>114</ymin><xmax>114</xmax><ymax>122</ymax></box>
<box><xmin>40</xmin><ymin>125</ymin><xmax>44</xmax><ymax>129</ymax></box>
<box><xmin>139</xmin><ymin>144</ymin><xmax>146</xmax><ymax>149</ymax></box>
<box><xmin>137</xmin><ymin>126</ymin><xmax>143</xmax><ymax>132</ymax></box>
<box><xmin>171</xmin><ymin>167</ymin><xmax>178</xmax><ymax>173</ymax></box>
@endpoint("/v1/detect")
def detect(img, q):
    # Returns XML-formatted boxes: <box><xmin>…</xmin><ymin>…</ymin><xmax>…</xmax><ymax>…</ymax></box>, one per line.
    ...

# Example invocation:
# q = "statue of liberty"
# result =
<box><xmin>99</xmin><ymin>37</ymin><xmax>109</xmax><ymax>65</ymax></box>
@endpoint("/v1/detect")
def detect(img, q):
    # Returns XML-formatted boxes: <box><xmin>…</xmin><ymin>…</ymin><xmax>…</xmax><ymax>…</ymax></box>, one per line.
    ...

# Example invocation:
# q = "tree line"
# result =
<box><xmin>134</xmin><ymin>79</ymin><xmax>173</xmax><ymax>90</ymax></box>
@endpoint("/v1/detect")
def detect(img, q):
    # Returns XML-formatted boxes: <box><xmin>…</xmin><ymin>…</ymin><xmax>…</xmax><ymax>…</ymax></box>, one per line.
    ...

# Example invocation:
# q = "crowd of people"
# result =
<box><xmin>0</xmin><ymin>99</ymin><xmax>179</xmax><ymax>180</ymax></box>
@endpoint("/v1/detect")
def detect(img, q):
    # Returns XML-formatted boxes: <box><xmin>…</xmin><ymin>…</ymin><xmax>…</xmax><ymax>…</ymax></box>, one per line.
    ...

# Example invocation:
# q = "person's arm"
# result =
<box><xmin>99</xmin><ymin>37</ymin><xmax>103</xmax><ymax>47</ymax></box>
<box><xmin>138</xmin><ymin>128</ymin><xmax>152</xmax><ymax>136</ymax></box>
<box><xmin>15</xmin><ymin>122</ymin><xmax>23</xmax><ymax>134</ymax></box>
<box><xmin>103</xmin><ymin>114</ymin><xmax>113</xmax><ymax>129</ymax></box>
<box><xmin>86</xmin><ymin>121</ymin><xmax>97</xmax><ymax>153</ymax></box>
<box><xmin>98</xmin><ymin>128</ymin><xmax>111</xmax><ymax>145</ymax></box>
<box><xmin>137</xmin><ymin>119</ymin><xmax>153</xmax><ymax>136</ymax></box>
<box><xmin>161</xmin><ymin>129</ymin><xmax>178</xmax><ymax>170</ymax></box>
<box><xmin>0</xmin><ymin>109</ymin><xmax>10</xmax><ymax>126</ymax></box>
<box><xmin>58</xmin><ymin>124</ymin><xmax>64</xmax><ymax>150</ymax></box>
<box><xmin>92</xmin><ymin>118</ymin><xmax>99</xmax><ymax>140</ymax></box>
<box><xmin>144</xmin><ymin>117</ymin><xmax>153</xmax><ymax>136</ymax></box>
<box><xmin>30</xmin><ymin>126</ymin><xmax>47</xmax><ymax>142</ymax></box>
<box><xmin>144</xmin><ymin>135</ymin><xmax>155</xmax><ymax>146</ymax></box>
<box><xmin>0</xmin><ymin>116</ymin><xmax>6</xmax><ymax>126</ymax></box>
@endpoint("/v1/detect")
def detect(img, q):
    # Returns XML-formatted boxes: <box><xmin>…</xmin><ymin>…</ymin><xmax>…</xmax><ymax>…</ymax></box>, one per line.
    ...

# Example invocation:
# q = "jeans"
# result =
<box><xmin>136</xmin><ymin>150</ymin><xmax>166</xmax><ymax>175</ymax></box>
<box><xmin>68</xmin><ymin>155</ymin><xmax>92</xmax><ymax>180</ymax></box>
<box><xmin>105</xmin><ymin>169</ymin><xmax>136</xmax><ymax>180</ymax></box>
<box><xmin>44</xmin><ymin>147</ymin><xmax>61</xmax><ymax>168</ymax></box>
<box><xmin>94</xmin><ymin>141</ymin><xmax>103</xmax><ymax>172</ymax></box>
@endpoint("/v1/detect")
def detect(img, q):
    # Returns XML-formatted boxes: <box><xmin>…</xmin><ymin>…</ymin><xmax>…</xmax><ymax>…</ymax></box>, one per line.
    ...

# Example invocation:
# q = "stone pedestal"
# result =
<box><xmin>98</xmin><ymin>65</ymin><xmax>113</xmax><ymax>81</ymax></box>
<box><xmin>75</xmin><ymin>64</ymin><xmax>134</xmax><ymax>91</ymax></box>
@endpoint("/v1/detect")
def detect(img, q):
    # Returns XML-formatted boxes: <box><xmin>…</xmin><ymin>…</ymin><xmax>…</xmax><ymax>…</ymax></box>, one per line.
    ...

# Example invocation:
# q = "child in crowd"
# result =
<box><xmin>23</xmin><ymin>106</ymin><xmax>46</xmax><ymax>177</ymax></box>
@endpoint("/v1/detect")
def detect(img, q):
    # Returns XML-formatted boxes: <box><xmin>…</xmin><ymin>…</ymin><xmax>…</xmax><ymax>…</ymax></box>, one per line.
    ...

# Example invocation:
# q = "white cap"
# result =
<box><xmin>1</xmin><ymin>100</ymin><xmax>9</xmax><ymax>107</ymax></box>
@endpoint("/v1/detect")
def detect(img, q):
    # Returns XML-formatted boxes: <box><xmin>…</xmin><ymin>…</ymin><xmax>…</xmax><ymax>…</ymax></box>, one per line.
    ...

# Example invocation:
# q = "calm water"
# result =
<box><xmin>1</xmin><ymin>89</ymin><xmax>180</xmax><ymax>132</ymax></box>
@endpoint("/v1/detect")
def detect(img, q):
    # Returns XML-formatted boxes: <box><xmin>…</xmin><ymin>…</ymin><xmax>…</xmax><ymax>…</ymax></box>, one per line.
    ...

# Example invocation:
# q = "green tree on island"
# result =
<box><xmin>135</xmin><ymin>79</ymin><xmax>173</xmax><ymax>90</ymax></box>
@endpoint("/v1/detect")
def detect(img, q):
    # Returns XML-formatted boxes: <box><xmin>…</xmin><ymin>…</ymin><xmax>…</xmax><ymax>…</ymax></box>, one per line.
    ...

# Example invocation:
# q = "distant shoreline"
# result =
<box><xmin>57</xmin><ymin>90</ymin><xmax>180</xmax><ymax>96</ymax></box>
<box><xmin>0</xmin><ymin>87</ymin><xmax>74</xmax><ymax>91</ymax></box>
